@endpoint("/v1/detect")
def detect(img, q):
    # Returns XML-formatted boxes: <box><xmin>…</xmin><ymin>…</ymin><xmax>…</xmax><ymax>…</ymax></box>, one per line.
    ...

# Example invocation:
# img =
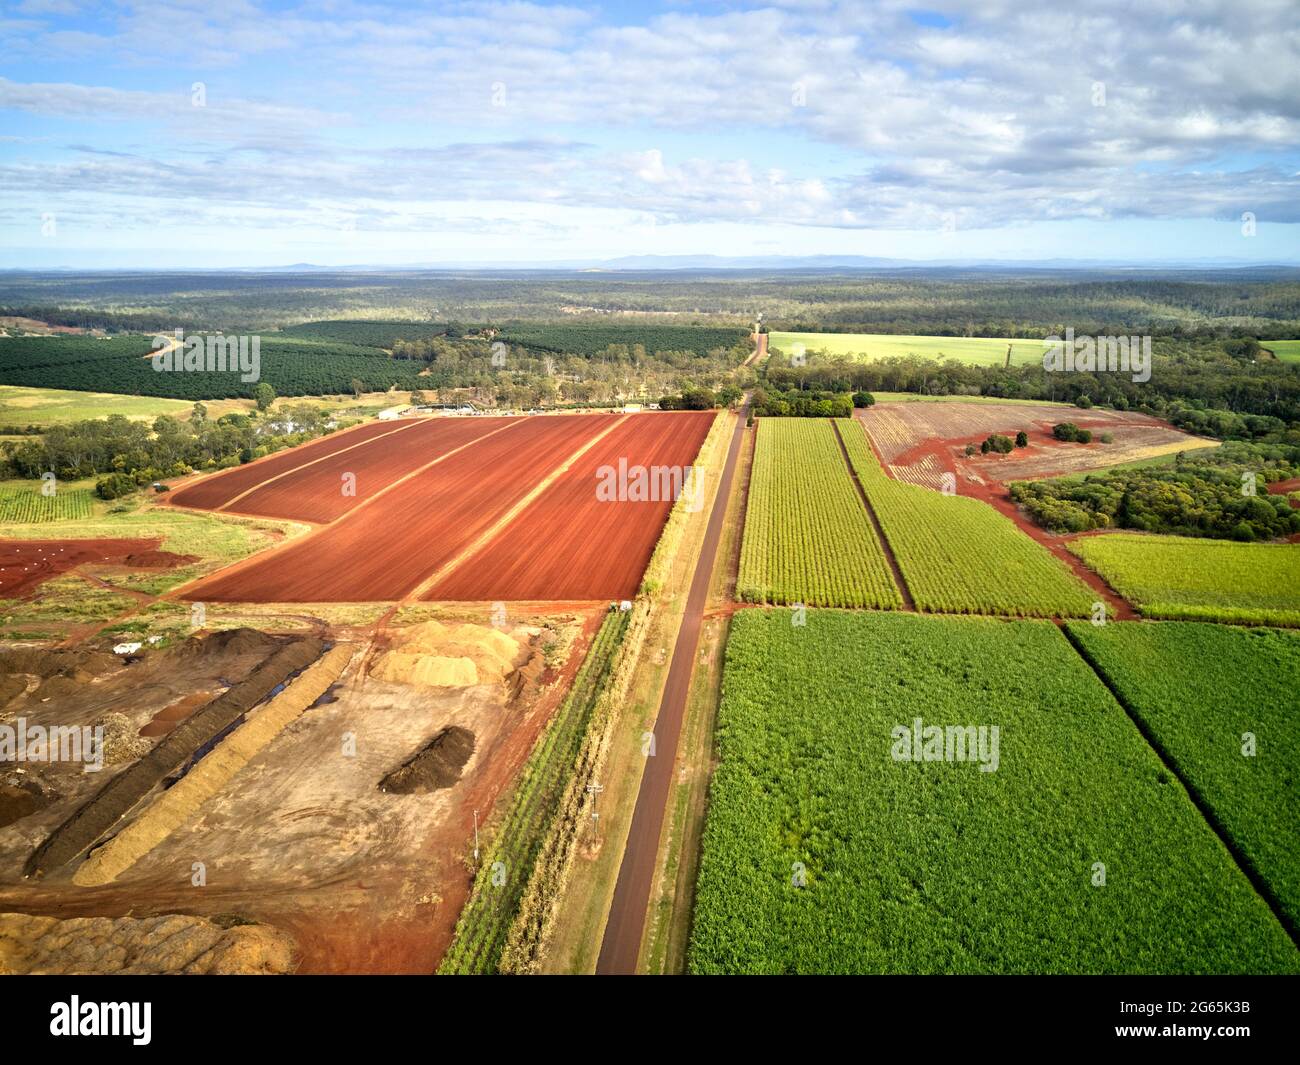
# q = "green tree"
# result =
<box><xmin>253</xmin><ymin>381</ymin><xmax>276</xmax><ymax>411</ymax></box>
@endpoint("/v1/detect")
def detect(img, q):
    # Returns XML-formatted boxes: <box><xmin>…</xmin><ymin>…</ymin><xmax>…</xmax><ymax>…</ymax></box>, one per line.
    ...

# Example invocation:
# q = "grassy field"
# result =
<box><xmin>687</xmin><ymin>609</ymin><xmax>1298</xmax><ymax>974</ymax></box>
<box><xmin>1267</xmin><ymin>340</ymin><xmax>1300</xmax><ymax>363</ymax></box>
<box><xmin>769</xmin><ymin>332</ymin><xmax>1051</xmax><ymax>367</ymax></box>
<box><xmin>1046</xmin><ymin>444</ymin><xmax>1220</xmax><ymax>481</ymax></box>
<box><xmin>838</xmin><ymin>420</ymin><xmax>1096</xmax><ymax>617</ymax></box>
<box><xmin>439</xmin><ymin>610</ymin><xmax>629</xmax><ymax>975</ymax></box>
<box><xmin>0</xmin><ymin>575</ymin><xmax>142</xmax><ymax>641</ymax></box>
<box><xmin>0</xmin><ymin>384</ymin><xmax>190</xmax><ymax>426</ymax></box>
<box><xmin>738</xmin><ymin>419</ymin><xmax>899</xmax><ymax>608</ymax></box>
<box><xmin>0</xmin><ymin>502</ymin><xmax>302</xmax><ymax>597</ymax></box>
<box><xmin>1068</xmin><ymin>621</ymin><xmax>1300</xmax><ymax>932</ymax></box>
<box><xmin>1069</xmin><ymin>533</ymin><xmax>1300</xmax><ymax>625</ymax></box>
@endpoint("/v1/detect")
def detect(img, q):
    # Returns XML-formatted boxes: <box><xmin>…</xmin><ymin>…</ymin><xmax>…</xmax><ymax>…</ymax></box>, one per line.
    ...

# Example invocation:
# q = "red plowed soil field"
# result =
<box><xmin>218</xmin><ymin>417</ymin><xmax>515</xmax><ymax>523</ymax></box>
<box><xmin>184</xmin><ymin>414</ymin><xmax>620</xmax><ymax>602</ymax></box>
<box><xmin>168</xmin><ymin>419</ymin><xmax>419</xmax><ymax>512</ymax></box>
<box><xmin>0</xmin><ymin>538</ymin><xmax>193</xmax><ymax>597</ymax></box>
<box><xmin>427</xmin><ymin>410</ymin><xmax>715</xmax><ymax>601</ymax></box>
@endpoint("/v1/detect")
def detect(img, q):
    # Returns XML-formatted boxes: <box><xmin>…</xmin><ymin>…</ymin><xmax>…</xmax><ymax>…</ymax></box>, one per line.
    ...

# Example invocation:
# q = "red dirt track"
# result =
<box><xmin>183</xmin><ymin>414</ymin><xmax>625</xmax><ymax>602</ymax></box>
<box><xmin>168</xmin><ymin>419</ymin><xmax>417</xmax><ymax>512</ymax></box>
<box><xmin>427</xmin><ymin>411</ymin><xmax>715</xmax><ymax>601</ymax></box>
<box><xmin>216</xmin><ymin>417</ymin><xmax>516</xmax><ymax>523</ymax></box>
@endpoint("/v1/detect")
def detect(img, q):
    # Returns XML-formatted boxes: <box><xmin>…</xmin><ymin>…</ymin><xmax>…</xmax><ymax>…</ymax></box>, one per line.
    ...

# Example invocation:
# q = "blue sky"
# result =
<box><xmin>2</xmin><ymin>0</ymin><xmax>1298</xmax><ymax>268</ymax></box>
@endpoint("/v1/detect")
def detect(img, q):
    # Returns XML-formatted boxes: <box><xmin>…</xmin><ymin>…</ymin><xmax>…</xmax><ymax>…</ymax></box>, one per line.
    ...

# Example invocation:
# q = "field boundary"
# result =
<box><xmin>831</xmin><ymin>418</ymin><xmax>915</xmax><ymax>611</ymax></box>
<box><xmin>596</xmin><ymin>402</ymin><xmax>749</xmax><ymax>973</ymax></box>
<box><xmin>1061</xmin><ymin>623</ymin><xmax>1299</xmax><ymax>947</ymax></box>
<box><xmin>214</xmin><ymin>419</ymin><xmax>427</xmax><ymax>512</ymax></box>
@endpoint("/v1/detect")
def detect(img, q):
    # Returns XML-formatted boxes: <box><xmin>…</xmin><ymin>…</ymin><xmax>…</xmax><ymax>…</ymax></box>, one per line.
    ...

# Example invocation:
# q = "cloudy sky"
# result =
<box><xmin>3</xmin><ymin>0</ymin><xmax>1298</xmax><ymax>267</ymax></box>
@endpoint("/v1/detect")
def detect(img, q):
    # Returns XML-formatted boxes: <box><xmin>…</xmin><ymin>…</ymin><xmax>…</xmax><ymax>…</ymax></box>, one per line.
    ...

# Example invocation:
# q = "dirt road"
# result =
<box><xmin>595</xmin><ymin>403</ymin><xmax>749</xmax><ymax>974</ymax></box>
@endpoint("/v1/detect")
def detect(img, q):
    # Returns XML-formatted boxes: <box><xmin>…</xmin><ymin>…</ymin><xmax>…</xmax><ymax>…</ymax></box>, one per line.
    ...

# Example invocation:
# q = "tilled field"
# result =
<box><xmin>168</xmin><ymin>419</ymin><xmax>411</xmax><ymax>511</ymax></box>
<box><xmin>426</xmin><ymin>411</ymin><xmax>714</xmax><ymax>602</ymax></box>
<box><xmin>206</xmin><ymin>417</ymin><xmax>517</xmax><ymax>524</ymax></box>
<box><xmin>179</xmin><ymin>412</ymin><xmax>712</xmax><ymax>603</ymax></box>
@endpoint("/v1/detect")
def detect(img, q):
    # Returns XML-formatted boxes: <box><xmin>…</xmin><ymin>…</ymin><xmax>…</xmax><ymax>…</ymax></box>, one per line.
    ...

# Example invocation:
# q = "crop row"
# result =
<box><xmin>438</xmin><ymin>610</ymin><xmax>629</xmax><ymax>974</ymax></box>
<box><xmin>0</xmin><ymin>335</ymin><xmax>429</xmax><ymax>400</ymax></box>
<box><xmin>837</xmin><ymin>419</ymin><xmax>1095</xmax><ymax>617</ymax></box>
<box><xmin>1067</xmin><ymin>620</ymin><xmax>1300</xmax><ymax>931</ymax></box>
<box><xmin>0</xmin><ymin>487</ymin><xmax>94</xmax><ymax>523</ymax></box>
<box><xmin>738</xmin><ymin>419</ymin><xmax>899</xmax><ymax>608</ymax></box>
<box><xmin>687</xmin><ymin>609</ymin><xmax>1298</xmax><ymax>973</ymax></box>
<box><xmin>1069</xmin><ymin>533</ymin><xmax>1300</xmax><ymax>626</ymax></box>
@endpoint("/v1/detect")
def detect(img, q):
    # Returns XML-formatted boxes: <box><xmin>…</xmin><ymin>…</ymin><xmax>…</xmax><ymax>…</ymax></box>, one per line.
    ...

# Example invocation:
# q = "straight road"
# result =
<box><xmin>595</xmin><ymin>402</ymin><xmax>750</xmax><ymax>974</ymax></box>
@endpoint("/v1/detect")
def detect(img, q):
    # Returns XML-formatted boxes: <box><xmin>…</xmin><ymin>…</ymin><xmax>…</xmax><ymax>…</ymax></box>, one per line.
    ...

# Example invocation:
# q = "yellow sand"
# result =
<box><xmin>370</xmin><ymin>619</ymin><xmax>531</xmax><ymax>688</ymax></box>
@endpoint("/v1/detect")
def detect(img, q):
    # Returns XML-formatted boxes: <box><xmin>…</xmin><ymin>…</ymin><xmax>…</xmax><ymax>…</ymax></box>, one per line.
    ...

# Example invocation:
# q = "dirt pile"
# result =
<box><xmin>0</xmin><ymin>648</ymin><xmax>120</xmax><ymax>679</ymax></box>
<box><xmin>0</xmin><ymin>912</ymin><xmax>297</xmax><ymax>974</ymax></box>
<box><xmin>371</xmin><ymin>619</ymin><xmax>531</xmax><ymax>688</ymax></box>
<box><xmin>173</xmin><ymin>627</ymin><xmax>284</xmax><ymax>660</ymax></box>
<box><xmin>379</xmin><ymin>726</ymin><xmax>476</xmax><ymax>793</ymax></box>
<box><xmin>93</xmin><ymin>712</ymin><xmax>153</xmax><ymax>766</ymax></box>
<box><xmin>0</xmin><ymin>675</ymin><xmax>27</xmax><ymax>710</ymax></box>
<box><xmin>25</xmin><ymin>635</ymin><xmax>325</xmax><ymax>878</ymax></box>
<box><xmin>0</xmin><ymin>774</ymin><xmax>54</xmax><ymax>830</ymax></box>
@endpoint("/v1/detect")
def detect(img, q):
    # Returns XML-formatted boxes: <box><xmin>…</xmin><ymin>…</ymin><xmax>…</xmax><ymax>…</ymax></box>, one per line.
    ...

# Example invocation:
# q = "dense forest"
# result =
<box><xmin>3</xmin><ymin>268</ymin><xmax>1299</xmax><ymax>335</ymax></box>
<box><xmin>1009</xmin><ymin>442</ymin><xmax>1300</xmax><ymax>541</ymax></box>
<box><xmin>760</xmin><ymin>338</ymin><xmax>1300</xmax><ymax>425</ymax></box>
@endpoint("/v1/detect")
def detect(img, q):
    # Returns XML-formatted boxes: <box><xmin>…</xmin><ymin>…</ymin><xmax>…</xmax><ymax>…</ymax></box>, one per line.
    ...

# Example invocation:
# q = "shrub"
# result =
<box><xmin>95</xmin><ymin>473</ymin><xmax>136</xmax><ymax>500</ymax></box>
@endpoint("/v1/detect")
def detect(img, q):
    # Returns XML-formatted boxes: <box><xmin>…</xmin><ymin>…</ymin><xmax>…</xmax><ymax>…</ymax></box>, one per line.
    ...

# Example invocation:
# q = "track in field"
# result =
<box><xmin>426</xmin><ymin>411</ymin><xmax>714</xmax><ymax>601</ymax></box>
<box><xmin>168</xmin><ymin>419</ymin><xmax>412</xmax><ymax>512</ymax></box>
<box><xmin>214</xmin><ymin>417</ymin><xmax>519</xmax><ymax>524</ymax></box>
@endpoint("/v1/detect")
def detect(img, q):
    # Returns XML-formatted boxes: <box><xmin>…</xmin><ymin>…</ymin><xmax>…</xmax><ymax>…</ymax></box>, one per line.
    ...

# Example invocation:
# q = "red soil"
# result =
<box><xmin>1268</xmin><ymin>477</ymin><xmax>1300</xmax><ymax>507</ymax></box>
<box><xmin>217</xmin><ymin>417</ymin><xmax>517</xmax><ymax>524</ymax></box>
<box><xmin>853</xmin><ymin>413</ymin><xmax>1138</xmax><ymax>620</ymax></box>
<box><xmin>0</xmin><ymin>538</ymin><xmax>194</xmax><ymax>598</ymax></box>
<box><xmin>183</xmin><ymin>414</ymin><xmax>621</xmax><ymax>602</ymax></box>
<box><xmin>168</xmin><ymin>419</ymin><xmax>417</xmax><ymax>512</ymax></box>
<box><xmin>427</xmin><ymin>411</ymin><xmax>715</xmax><ymax>601</ymax></box>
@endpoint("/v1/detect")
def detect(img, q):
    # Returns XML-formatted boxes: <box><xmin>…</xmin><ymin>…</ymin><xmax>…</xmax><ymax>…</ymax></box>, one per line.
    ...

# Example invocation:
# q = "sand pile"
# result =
<box><xmin>371</xmin><ymin>619</ymin><xmax>530</xmax><ymax>688</ymax></box>
<box><xmin>0</xmin><ymin>912</ymin><xmax>296</xmax><ymax>975</ymax></box>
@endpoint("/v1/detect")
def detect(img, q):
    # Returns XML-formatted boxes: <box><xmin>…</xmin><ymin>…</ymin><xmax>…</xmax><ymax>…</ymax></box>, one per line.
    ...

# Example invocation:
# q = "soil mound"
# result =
<box><xmin>0</xmin><ymin>777</ymin><xmax>54</xmax><ymax>829</ymax></box>
<box><xmin>371</xmin><ymin>619</ymin><xmax>530</xmax><ymax>688</ymax></box>
<box><xmin>174</xmin><ymin>627</ymin><xmax>284</xmax><ymax>660</ymax></box>
<box><xmin>379</xmin><ymin>726</ymin><xmax>476</xmax><ymax>793</ymax></box>
<box><xmin>0</xmin><ymin>912</ymin><xmax>297</xmax><ymax>974</ymax></box>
